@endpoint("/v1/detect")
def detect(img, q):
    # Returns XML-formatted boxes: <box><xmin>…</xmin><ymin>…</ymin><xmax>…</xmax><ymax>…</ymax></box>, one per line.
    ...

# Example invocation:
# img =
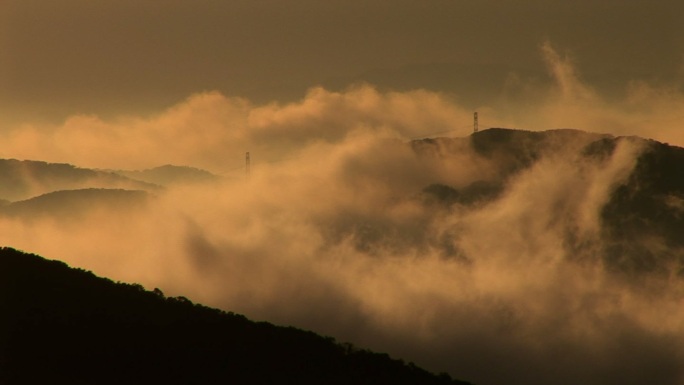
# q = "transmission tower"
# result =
<box><xmin>474</xmin><ymin>112</ymin><xmax>479</xmax><ymax>133</ymax></box>
<box><xmin>245</xmin><ymin>152</ymin><xmax>251</xmax><ymax>178</ymax></box>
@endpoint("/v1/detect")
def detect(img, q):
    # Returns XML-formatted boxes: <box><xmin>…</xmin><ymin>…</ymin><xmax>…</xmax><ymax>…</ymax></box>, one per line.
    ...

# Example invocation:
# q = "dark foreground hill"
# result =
<box><xmin>0</xmin><ymin>247</ymin><xmax>471</xmax><ymax>385</ymax></box>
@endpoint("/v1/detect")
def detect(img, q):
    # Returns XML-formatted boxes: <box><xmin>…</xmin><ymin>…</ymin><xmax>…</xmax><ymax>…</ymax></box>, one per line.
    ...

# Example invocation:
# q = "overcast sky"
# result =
<box><xmin>1</xmin><ymin>0</ymin><xmax>682</xmax><ymax>127</ymax></box>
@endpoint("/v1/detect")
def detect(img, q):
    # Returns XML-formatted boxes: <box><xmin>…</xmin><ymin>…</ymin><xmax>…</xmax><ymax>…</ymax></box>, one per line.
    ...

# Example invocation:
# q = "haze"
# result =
<box><xmin>1</xmin><ymin>2</ymin><xmax>684</xmax><ymax>385</ymax></box>
<box><xmin>1</xmin><ymin>1</ymin><xmax>683</xmax><ymax>126</ymax></box>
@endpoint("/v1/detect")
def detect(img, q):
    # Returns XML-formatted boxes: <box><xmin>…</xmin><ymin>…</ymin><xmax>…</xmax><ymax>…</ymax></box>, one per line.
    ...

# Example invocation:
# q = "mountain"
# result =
<box><xmin>114</xmin><ymin>165</ymin><xmax>220</xmax><ymax>187</ymax></box>
<box><xmin>0</xmin><ymin>188</ymin><xmax>150</xmax><ymax>220</ymax></box>
<box><xmin>0</xmin><ymin>247</ymin><xmax>471</xmax><ymax>385</ymax></box>
<box><xmin>597</xmin><ymin>137</ymin><xmax>684</xmax><ymax>274</ymax></box>
<box><xmin>0</xmin><ymin>159</ymin><xmax>159</xmax><ymax>202</ymax></box>
<box><xmin>0</xmin><ymin>160</ymin><xmax>217</xmax><ymax>220</ymax></box>
<box><xmin>413</xmin><ymin>128</ymin><xmax>610</xmax><ymax>181</ymax></box>
<box><xmin>414</xmin><ymin>128</ymin><xmax>684</xmax><ymax>277</ymax></box>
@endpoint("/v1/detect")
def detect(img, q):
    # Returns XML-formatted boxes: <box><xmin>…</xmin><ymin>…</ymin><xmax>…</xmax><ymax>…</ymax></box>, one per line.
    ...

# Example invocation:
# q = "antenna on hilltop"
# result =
<box><xmin>245</xmin><ymin>152</ymin><xmax>251</xmax><ymax>179</ymax></box>
<box><xmin>473</xmin><ymin>112</ymin><xmax>479</xmax><ymax>133</ymax></box>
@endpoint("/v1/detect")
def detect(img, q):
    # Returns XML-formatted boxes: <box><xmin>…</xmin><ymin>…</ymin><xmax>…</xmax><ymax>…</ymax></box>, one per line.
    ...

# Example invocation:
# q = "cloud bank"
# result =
<box><xmin>1</xmin><ymin>44</ymin><xmax>684</xmax><ymax>385</ymax></box>
<box><xmin>1</xmin><ymin>43</ymin><xmax>682</xmax><ymax>173</ymax></box>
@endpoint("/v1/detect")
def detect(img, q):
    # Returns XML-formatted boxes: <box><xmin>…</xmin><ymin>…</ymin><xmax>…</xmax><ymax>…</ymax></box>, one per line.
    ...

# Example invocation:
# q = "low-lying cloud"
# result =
<box><xmin>1</xmin><ymin>44</ymin><xmax>684</xmax><ymax>385</ymax></box>
<box><xmin>2</xmin><ymin>44</ymin><xmax>683</xmax><ymax>174</ymax></box>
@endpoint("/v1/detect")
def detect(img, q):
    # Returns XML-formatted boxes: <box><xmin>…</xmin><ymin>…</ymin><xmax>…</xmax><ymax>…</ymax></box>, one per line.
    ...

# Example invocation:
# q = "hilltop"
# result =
<box><xmin>414</xmin><ymin>127</ymin><xmax>684</xmax><ymax>276</ymax></box>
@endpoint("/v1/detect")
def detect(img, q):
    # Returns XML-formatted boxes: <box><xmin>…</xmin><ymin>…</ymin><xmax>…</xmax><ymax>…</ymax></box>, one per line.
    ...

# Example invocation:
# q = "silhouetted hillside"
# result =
<box><xmin>0</xmin><ymin>188</ymin><xmax>150</xmax><ymax>220</ymax></box>
<box><xmin>599</xmin><ymin>138</ymin><xmax>684</xmax><ymax>274</ymax></box>
<box><xmin>413</xmin><ymin>128</ymin><xmax>609</xmax><ymax>180</ymax></box>
<box><xmin>421</xmin><ymin>181</ymin><xmax>503</xmax><ymax>207</ymax></box>
<box><xmin>0</xmin><ymin>247</ymin><xmax>471</xmax><ymax>385</ymax></box>
<box><xmin>413</xmin><ymin>128</ymin><xmax>684</xmax><ymax>277</ymax></box>
<box><xmin>0</xmin><ymin>159</ymin><xmax>159</xmax><ymax>201</ymax></box>
<box><xmin>412</xmin><ymin>128</ymin><xmax>610</xmax><ymax>209</ymax></box>
<box><xmin>115</xmin><ymin>164</ymin><xmax>220</xmax><ymax>187</ymax></box>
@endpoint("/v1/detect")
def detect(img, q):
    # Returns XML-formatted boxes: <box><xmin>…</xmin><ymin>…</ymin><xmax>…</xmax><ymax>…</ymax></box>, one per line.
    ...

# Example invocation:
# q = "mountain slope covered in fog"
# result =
<box><xmin>0</xmin><ymin>159</ymin><xmax>159</xmax><ymax>202</ymax></box>
<box><xmin>2</xmin><ymin>128</ymin><xmax>684</xmax><ymax>385</ymax></box>
<box><xmin>0</xmin><ymin>188</ymin><xmax>150</xmax><ymax>220</ymax></box>
<box><xmin>0</xmin><ymin>160</ymin><xmax>222</xmax><ymax>220</ymax></box>
<box><xmin>415</xmin><ymin>128</ymin><xmax>684</xmax><ymax>276</ymax></box>
<box><xmin>0</xmin><ymin>247</ymin><xmax>470</xmax><ymax>385</ymax></box>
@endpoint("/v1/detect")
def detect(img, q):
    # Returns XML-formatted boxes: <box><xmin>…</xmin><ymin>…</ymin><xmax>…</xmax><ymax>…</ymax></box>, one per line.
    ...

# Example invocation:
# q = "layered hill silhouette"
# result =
<box><xmin>0</xmin><ymin>160</ymin><xmax>222</xmax><ymax>220</ymax></box>
<box><xmin>0</xmin><ymin>247</ymin><xmax>471</xmax><ymax>385</ymax></box>
<box><xmin>0</xmin><ymin>159</ymin><xmax>159</xmax><ymax>202</ymax></box>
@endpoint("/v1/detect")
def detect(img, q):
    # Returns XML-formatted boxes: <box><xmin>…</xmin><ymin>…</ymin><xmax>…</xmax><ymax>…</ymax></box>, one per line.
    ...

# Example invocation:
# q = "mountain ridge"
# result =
<box><xmin>113</xmin><ymin>164</ymin><xmax>220</xmax><ymax>186</ymax></box>
<box><xmin>0</xmin><ymin>158</ymin><xmax>160</xmax><ymax>202</ymax></box>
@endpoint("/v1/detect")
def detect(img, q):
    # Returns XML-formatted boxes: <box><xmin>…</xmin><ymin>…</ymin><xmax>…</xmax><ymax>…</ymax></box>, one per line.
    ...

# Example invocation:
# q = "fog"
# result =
<box><xmin>1</xmin><ymin>44</ymin><xmax>684</xmax><ymax>385</ymax></box>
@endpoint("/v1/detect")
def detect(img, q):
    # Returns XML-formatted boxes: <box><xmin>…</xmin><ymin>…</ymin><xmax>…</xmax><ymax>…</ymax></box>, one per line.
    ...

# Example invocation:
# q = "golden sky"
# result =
<box><xmin>1</xmin><ymin>0</ymin><xmax>682</xmax><ymax>127</ymax></box>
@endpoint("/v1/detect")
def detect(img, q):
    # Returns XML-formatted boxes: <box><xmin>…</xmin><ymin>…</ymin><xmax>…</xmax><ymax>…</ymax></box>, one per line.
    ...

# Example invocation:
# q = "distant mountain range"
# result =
<box><xmin>0</xmin><ymin>247</ymin><xmax>471</xmax><ymax>385</ymax></box>
<box><xmin>0</xmin><ymin>160</ymin><xmax>221</xmax><ymax>201</ymax></box>
<box><xmin>0</xmin><ymin>159</ymin><xmax>159</xmax><ymax>202</ymax></box>
<box><xmin>0</xmin><ymin>161</ymin><xmax>221</xmax><ymax>219</ymax></box>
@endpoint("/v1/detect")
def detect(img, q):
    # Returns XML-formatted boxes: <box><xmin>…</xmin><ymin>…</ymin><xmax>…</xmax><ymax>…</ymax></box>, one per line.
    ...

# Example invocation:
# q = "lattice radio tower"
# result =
<box><xmin>473</xmin><ymin>112</ymin><xmax>479</xmax><ymax>133</ymax></box>
<box><xmin>245</xmin><ymin>152</ymin><xmax>251</xmax><ymax>178</ymax></box>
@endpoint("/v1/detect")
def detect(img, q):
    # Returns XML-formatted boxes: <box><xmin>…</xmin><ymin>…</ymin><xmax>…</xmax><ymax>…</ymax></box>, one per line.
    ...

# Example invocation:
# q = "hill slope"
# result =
<box><xmin>414</xmin><ymin>128</ymin><xmax>684</xmax><ymax>276</ymax></box>
<box><xmin>0</xmin><ymin>247</ymin><xmax>471</xmax><ymax>385</ymax></box>
<box><xmin>0</xmin><ymin>188</ymin><xmax>150</xmax><ymax>220</ymax></box>
<box><xmin>114</xmin><ymin>164</ymin><xmax>220</xmax><ymax>186</ymax></box>
<box><xmin>0</xmin><ymin>159</ymin><xmax>158</xmax><ymax>202</ymax></box>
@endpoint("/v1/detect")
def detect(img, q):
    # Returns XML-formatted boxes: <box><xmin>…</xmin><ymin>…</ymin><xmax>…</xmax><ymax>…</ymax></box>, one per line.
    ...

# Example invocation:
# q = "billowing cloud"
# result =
<box><xmin>497</xmin><ymin>42</ymin><xmax>684</xmax><ymax>146</ymax></box>
<box><xmin>1</xmin><ymin>44</ymin><xmax>682</xmax><ymax>173</ymax></box>
<box><xmin>1</xmin><ymin>44</ymin><xmax>684</xmax><ymax>385</ymax></box>
<box><xmin>0</xmin><ymin>86</ymin><xmax>476</xmax><ymax>171</ymax></box>
<box><xmin>3</xmin><ymin>123</ymin><xmax>684</xmax><ymax>385</ymax></box>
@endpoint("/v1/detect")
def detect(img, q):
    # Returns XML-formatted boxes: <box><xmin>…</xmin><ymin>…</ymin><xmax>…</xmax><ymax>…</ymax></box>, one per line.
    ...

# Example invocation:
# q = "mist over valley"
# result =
<box><xmin>2</xmin><ymin>125</ymin><xmax>684</xmax><ymax>385</ymax></box>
